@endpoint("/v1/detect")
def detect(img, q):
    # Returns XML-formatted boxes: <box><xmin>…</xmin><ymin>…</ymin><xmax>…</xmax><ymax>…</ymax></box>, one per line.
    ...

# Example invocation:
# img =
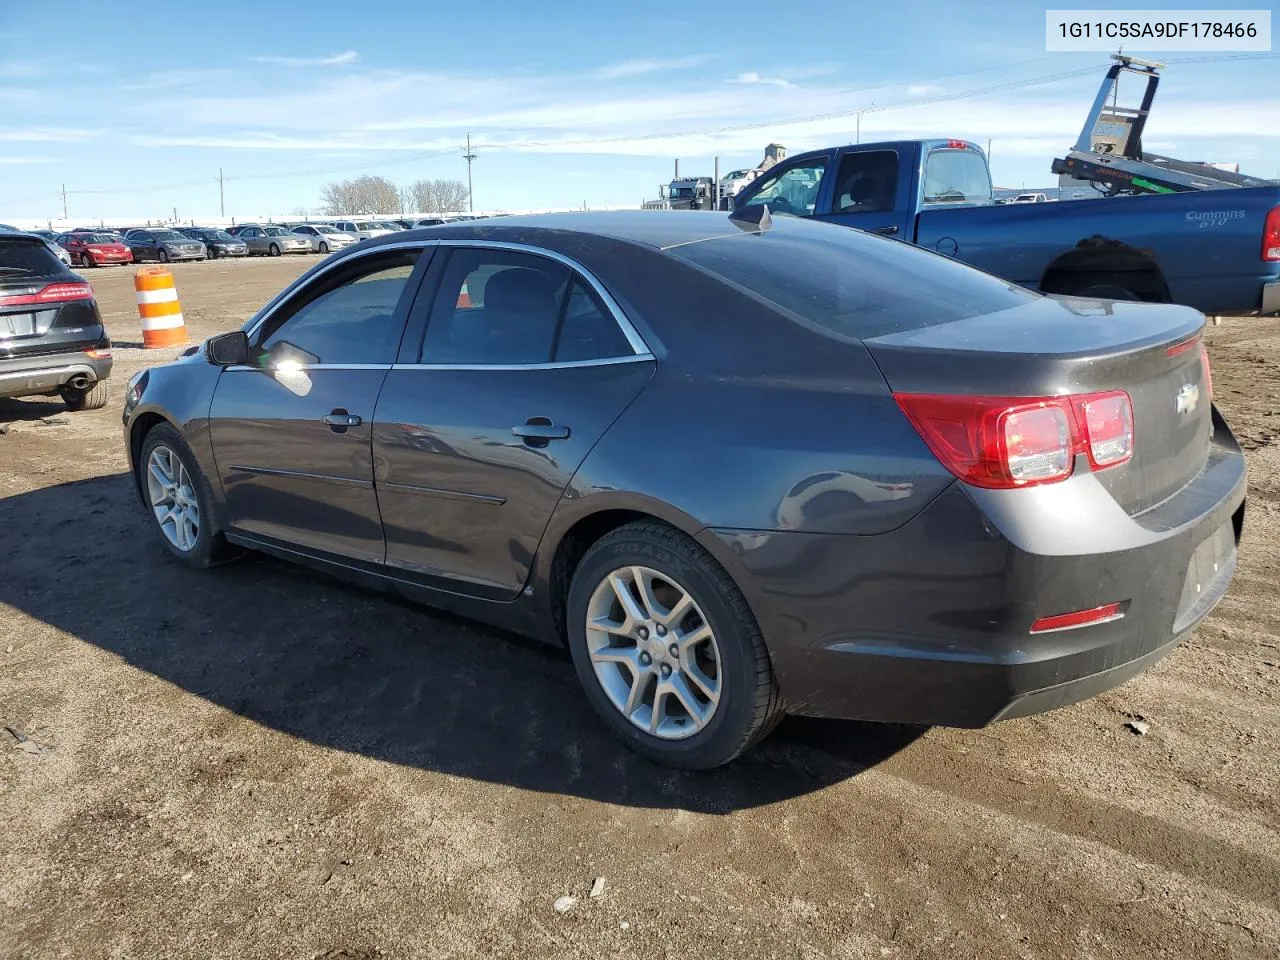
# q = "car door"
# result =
<box><xmin>372</xmin><ymin>243</ymin><xmax>655</xmax><ymax>600</ymax></box>
<box><xmin>132</xmin><ymin>231</ymin><xmax>155</xmax><ymax>260</ymax></box>
<box><xmin>733</xmin><ymin>152</ymin><xmax>833</xmax><ymax>219</ymax></box>
<box><xmin>815</xmin><ymin>147</ymin><xmax>912</xmax><ymax>240</ymax></box>
<box><xmin>208</xmin><ymin>244</ymin><xmax>432</xmax><ymax>562</ymax></box>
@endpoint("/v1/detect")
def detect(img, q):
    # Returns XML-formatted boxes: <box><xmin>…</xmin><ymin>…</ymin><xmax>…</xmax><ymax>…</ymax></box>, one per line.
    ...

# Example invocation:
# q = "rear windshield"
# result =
<box><xmin>922</xmin><ymin>148</ymin><xmax>992</xmax><ymax>204</ymax></box>
<box><xmin>0</xmin><ymin>238</ymin><xmax>66</xmax><ymax>276</ymax></box>
<box><xmin>666</xmin><ymin>223</ymin><xmax>1038</xmax><ymax>340</ymax></box>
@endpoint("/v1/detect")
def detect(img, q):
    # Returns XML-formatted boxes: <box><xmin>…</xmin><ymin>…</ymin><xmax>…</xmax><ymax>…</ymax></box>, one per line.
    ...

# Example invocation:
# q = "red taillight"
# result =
<box><xmin>0</xmin><ymin>282</ymin><xmax>93</xmax><ymax>307</ymax></box>
<box><xmin>1201</xmin><ymin>345</ymin><xmax>1213</xmax><ymax>399</ymax></box>
<box><xmin>84</xmin><ymin>347</ymin><xmax>111</xmax><ymax>359</ymax></box>
<box><xmin>895</xmin><ymin>390</ymin><xmax>1134</xmax><ymax>489</ymax></box>
<box><xmin>1030</xmin><ymin>602</ymin><xmax>1123</xmax><ymax>634</ymax></box>
<box><xmin>1263</xmin><ymin>205</ymin><xmax>1280</xmax><ymax>261</ymax></box>
<box><xmin>1165</xmin><ymin>334</ymin><xmax>1201</xmax><ymax>358</ymax></box>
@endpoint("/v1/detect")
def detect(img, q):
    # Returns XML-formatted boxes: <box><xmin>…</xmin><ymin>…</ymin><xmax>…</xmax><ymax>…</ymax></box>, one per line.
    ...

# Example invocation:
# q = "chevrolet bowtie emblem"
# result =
<box><xmin>1175</xmin><ymin>382</ymin><xmax>1200</xmax><ymax>416</ymax></box>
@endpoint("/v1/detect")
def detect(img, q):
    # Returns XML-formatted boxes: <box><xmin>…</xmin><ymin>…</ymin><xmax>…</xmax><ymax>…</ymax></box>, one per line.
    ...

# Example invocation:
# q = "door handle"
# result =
<box><xmin>512</xmin><ymin>418</ymin><xmax>570</xmax><ymax>445</ymax></box>
<box><xmin>323</xmin><ymin>409</ymin><xmax>362</xmax><ymax>430</ymax></box>
<box><xmin>872</xmin><ymin>225</ymin><xmax>900</xmax><ymax>235</ymax></box>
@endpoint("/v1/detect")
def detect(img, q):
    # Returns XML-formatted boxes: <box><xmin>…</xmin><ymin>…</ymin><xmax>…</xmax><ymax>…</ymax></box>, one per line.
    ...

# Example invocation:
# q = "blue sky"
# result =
<box><xmin>1</xmin><ymin>0</ymin><xmax>1276</xmax><ymax>222</ymax></box>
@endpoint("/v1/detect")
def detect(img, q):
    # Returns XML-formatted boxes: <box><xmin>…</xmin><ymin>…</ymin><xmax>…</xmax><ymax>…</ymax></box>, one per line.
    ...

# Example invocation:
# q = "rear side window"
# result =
<box><xmin>832</xmin><ymin>150</ymin><xmax>899</xmax><ymax>213</ymax></box>
<box><xmin>0</xmin><ymin>239</ymin><xmax>66</xmax><ymax>276</ymax></box>
<box><xmin>922</xmin><ymin>147</ymin><xmax>991</xmax><ymax>205</ymax></box>
<box><xmin>666</xmin><ymin>223</ymin><xmax>1038</xmax><ymax>339</ymax></box>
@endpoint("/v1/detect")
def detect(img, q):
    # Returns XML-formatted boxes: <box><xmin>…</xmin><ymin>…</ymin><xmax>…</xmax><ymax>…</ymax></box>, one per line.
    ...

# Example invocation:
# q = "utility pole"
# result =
<box><xmin>986</xmin><ymin>138</ymin><xmax>992</xmax><ymax>160</ymax></box>
<box><xmin>674</xmin><ymin>159</ymin><xmax>679</xmax><ymax>179</ymax></box>
<box><xmin>463</xmin><ymin>133</ymin><xmax>477</xmax><ymax>213</ymax></box>
<box><xmin>219</xmin><ymin>167</ymin><xmax>225</xmax><ymax>217</ymax></box>
<box><xmin>713</xmin><ymin>156</ymin><xmax>720</xmax><ymax>210</ymax></box>
<box><xmin>61</xmin><ymin>183</ymin><xmax>67</xmax><ymax>220</ymax></box>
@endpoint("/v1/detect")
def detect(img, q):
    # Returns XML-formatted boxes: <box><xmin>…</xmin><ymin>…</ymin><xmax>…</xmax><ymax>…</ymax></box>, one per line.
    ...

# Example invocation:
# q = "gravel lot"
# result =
<box><xmin>1</xmin><ymin>256</ymin><xmax>1277</xmax><ymax>960</ymax></box>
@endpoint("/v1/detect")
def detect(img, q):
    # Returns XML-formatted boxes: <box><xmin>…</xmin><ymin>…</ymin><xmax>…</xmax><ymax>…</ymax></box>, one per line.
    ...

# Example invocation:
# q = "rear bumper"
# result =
<box><xmin>706</xmin><ymin>408</ymin><xmax>1247</xmax><ymax>727</ymax></box>
<box><xmin>0</xmin><ymin>351</ymin><xmax>112</xmax><ymax>399</ymax></box>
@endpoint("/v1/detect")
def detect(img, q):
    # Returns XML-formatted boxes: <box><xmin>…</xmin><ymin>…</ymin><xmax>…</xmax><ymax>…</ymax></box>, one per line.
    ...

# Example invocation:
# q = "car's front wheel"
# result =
<box><xmin>77</xmin><ymin>252</ymin><xmax>93</xmax><ymax>268</ymax></box>
<box><xmin>157</xmin><ymin>248</ymin><xmax>169</xmax><ymax>264</ymax></box>
<box><xmin>138</xmin><ymin>423</ymin><xmax>235</xmax><ymax>568</ymax></box>
<box><xmin>268</xmin><ymin>243</ymin><xmax>280</xmax><ymax>257</ymax></box>
<box><xmin>566</xmin><ymin>521</ymin><xmax>783</xmax><ymax>769</ymax></box>
<box><xmin>319</xmin><ymin>241</ymin><xmax>329</xmax><ymax>254</ymax></box>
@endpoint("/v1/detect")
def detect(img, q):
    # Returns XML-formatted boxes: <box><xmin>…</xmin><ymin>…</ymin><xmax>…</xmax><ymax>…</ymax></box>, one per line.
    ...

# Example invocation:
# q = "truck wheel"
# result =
<box><xmin>61</xmin><ymin>380</ymin><xmax>109</xmax><ymax>411</ymax></box>
<box><xmin>1078</xmin><ymin>284</ymin><xmax>1139</xmax><ymax>300</ymax></box>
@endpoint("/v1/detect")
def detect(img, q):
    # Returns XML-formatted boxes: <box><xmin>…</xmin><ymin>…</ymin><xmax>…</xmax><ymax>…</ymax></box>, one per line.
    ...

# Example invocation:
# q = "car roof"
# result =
<box><xmin>378</xmin><ymin>210</ymin><xmax>792</xmax><ymax>251</ymax></box>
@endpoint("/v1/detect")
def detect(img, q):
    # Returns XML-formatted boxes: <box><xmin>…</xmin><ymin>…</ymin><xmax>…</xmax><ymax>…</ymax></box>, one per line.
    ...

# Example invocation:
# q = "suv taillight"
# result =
<box><xmin>894</xmin><ymin>391</ymin><xmax>1134</xmax><ymax>490</ymax></box>
<box><xmin>0</xmin><ymin>282</ymin><xmax>94</xmax><ymax>307</ymax></box>
<box><xmin>1264</xmin><ymin>206</ymin><xmax>1280</xmax><ymax>261</ymax></box>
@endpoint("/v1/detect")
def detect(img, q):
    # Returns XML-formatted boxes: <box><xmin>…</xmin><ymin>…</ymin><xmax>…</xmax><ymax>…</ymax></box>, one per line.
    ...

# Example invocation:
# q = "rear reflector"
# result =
<box><xmin>0</xmin><ymin>282</ymin><xmax>94</xmax><ymax>307</ymax></box>
<box><xmin>894</xmin><ymin>390</ymin><xmax>1134</xmax><ymax>489</ymax></box>
<box><xmin>84</xmin><ymin>347</ymin><xmax>111</xmax><ymax>359</ymax></box>
<box><xmin>1031</xmin><ymin>602</ymin><xmax>1123</xmax><ymax>634</ymax></box>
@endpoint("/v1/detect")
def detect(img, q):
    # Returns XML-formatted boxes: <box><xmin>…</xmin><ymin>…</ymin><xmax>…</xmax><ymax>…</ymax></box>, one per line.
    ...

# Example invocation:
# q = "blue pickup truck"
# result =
<box><xmin>731</xmin><ymin>138</ymin><xmax>1280</xmax><ymax>316</ymax></box>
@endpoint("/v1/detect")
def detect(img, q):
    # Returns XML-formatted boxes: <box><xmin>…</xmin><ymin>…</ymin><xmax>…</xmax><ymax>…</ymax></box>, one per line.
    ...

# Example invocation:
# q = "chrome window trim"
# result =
<box><xmin>245</xmin><ymin>240</ymin><xmax>437</xmax><ymax>340</ymax></box>
<box><xmin>223</xmin><ymin>363</ymin><xmax>393</xmax><ymax>372</ymax></box>
<box><xmin>391</xmin><ymin>354</ymin><xmax>653</xmax><ymax>373</ymax></box>
<box><xmin>431</xmin><ymin>238</ymin><xmax>650</xmax><ymax>358</ymax></box>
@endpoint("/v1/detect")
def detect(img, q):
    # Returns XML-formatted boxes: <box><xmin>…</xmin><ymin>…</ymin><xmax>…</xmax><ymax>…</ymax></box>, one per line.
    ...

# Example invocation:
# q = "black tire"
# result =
<box><xmin>1077</xmin><ymin>284</ymin><xmax>1139</xmax><ymax>301</ymax></box>
<box><xmin>268</xmin><ymin>243</ymin><xmax>280</xmax><ymax>257</ymax></box>
<box><xmin>77</xmin><ymin>251</ymin><xmax>93</xmax><ymax>268</ymax></box>
<box><xmin>318</xmin><ymin>241</ymin><xmax>329</xmax><ymax>254</ymax></box>
<box><xmin>207</xmin><ymin>247</ymin><xmax>218</xmax><ymax>260</ymax></box>
<box><xmin>61</xmin><ymin>380</ymin><xmax>109</xmax><ymax>411</ymax></box>
<box><xmin>137</xmin><ymin>422</ymin><xmax>237</xmax><ymax>568</ymax></box>
<box><xmin>565</xmin><ymin>520</ymin><xmax>783</xmax><ymax>769</ymax></box>
<box><xmin>157</xmin><ymin>248</ymin><xmax>169</xmax><ymax>264</ymax></box>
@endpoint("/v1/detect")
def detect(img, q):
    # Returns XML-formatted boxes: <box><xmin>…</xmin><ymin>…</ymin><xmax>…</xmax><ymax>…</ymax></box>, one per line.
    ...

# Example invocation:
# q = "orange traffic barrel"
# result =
<box><xmin>134</xmin><ymin>267</ymin><xmax>188</xmax><ymax>349</ymax></box>
<box><xmin>456</xmin><ymin>281</ymin><xmax>472</xmax><ymax>308</ymax></box>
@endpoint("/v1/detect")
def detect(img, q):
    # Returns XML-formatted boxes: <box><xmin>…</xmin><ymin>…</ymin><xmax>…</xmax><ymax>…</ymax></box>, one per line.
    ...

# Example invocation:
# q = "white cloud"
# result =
<box><xmin>249</xmin><ymin>50</ymin><xmax>359</xmax><ymax>67</ymax></box>
<box><xmin>906</xmin><ymin>83</ymin><xmax>945</xmax><ymax>96</ymax></box>
<box><xmin>0</xmin><ymin>155</ymin><xmax>48</xmax><ymax>164</ymax></box>
<box><xmin>591</xmin><ymin>54</ymin><xmax>716</xmax><ymax>79</ymax></box>
<box><xmin>732</xmin><ymin>72</ymin><xmax>796</xmax><ymax>89</ymax></box>
<box><xmin>0</xmin><ymin>128</ymin><xmax>98</xmax><ymax>143</ymax></box>
<box><xmin>0</xmin><ymin>58</ymin><xmax>53</xmax><ymax>79</ymax></box>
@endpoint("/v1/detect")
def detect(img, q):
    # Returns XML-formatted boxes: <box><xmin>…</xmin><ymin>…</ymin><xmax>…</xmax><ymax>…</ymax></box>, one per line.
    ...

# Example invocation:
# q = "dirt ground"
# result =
<box><xmin>1</xmin><ymin>256</ymin><xmax>1277</xmax><ymax>960</ymax></box>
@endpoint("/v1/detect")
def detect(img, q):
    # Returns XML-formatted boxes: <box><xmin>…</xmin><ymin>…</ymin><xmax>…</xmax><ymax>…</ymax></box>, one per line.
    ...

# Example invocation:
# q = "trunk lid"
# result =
<box><xmin>0</xmin><ymin>275</ymin><xmax>104</xmax><ymax>358</ymax></box>
<box><xmin>864</xmin><ymin>296</ymin><xmax>1211</xmax><ymax>515</ymax></box>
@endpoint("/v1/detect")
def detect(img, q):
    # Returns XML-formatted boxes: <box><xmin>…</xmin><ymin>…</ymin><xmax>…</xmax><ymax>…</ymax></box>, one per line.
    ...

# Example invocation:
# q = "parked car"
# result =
<box><xmin>412</xmin><ymin>217</ymin><xmax>447</xmax><ymax>227</ymax></box>
<box><xmin>178</xmin><ymin>228</ymin><xmax>249</xmax><ymax>259</ymax></box>
<box><xmin>719</xmin><ymin>168</ymin><xmax>760</xmax><ymax>199</ymax></box>
<box><xmin>124</xmin><ymin>228</ymin><xmax>206</xmax><ymax>263</ymax></box>
<box><xmin>330</xmin><ymin>219</ymin><xmax>399</xmax><ymax>241</ymax></box>
<box><xmin>58</xmin><ymin>231</ymin><xmax>134</xmax><ymax>268</ymax></box>
<box><xmin>121</xmin><ymin>211</ymin><xmax>1244</xmax><ymax>769</ymax></box>
<box><xmin>1</xmin><ymin>232</ymin><xmax>112</xmax><ymax>411</ymax></box>
<box><xmin>391</xmin><ymin>219</ymin><xmax>417</xmax><ymax>230</ymax></box>
<box><xmin>731</xmin><ymin>138</ymin><xmax>1280</xmax><ymax>316</ymax></box>
<box><xmin>237</xmin><ymin>225</ymin><xmax>311</xmax><ymax>256</ymax></box>
<box><xmin>0</xmin><ymin>223</ymin><xmax>18</xmax><ymax>231</ymax></box>
<box><xmin>289</xmin><ymin>223</ymin><xmax>358</xmax><ymax>254</ymax></box>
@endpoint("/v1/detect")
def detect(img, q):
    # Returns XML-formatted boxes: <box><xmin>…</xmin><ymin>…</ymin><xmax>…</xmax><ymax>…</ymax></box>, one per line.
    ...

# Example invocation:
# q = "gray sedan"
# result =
<box><xmin>238</xmin><ymin>225</ymin><xmax>312</xmax><ymax>256</ymax></box>
<box><xmin>124</xmin><ymin>228</ymin><xmax>206</xmax><ymax>263</ymax></box>
<box><xmin>119</xmin><ymin>211</ymin><xmax>1243</xmax><ymax>769</ymax></box>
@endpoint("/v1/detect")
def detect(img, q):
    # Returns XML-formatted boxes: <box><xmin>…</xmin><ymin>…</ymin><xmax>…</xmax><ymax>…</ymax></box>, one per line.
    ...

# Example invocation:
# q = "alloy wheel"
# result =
<box><xmin>145</xmin><ymin>445</ymin><xmax>200</xmax><ymax>552</ymax></box>
<box><xmin>585</xmin><ymin>565</ymin><xmax>722</xmax><ymax>740</ymax></box>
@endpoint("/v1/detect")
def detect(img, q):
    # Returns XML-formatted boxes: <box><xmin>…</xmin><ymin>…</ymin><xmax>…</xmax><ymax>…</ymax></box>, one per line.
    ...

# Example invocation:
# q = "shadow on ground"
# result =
<box><xmin>0</xmin><ymin>397</ymin><xmax>74</xmax><ymax>424</ymax></box>
<box><xmin>1</xmin><ymin>474</ymin><xmax>924</xmax><ymax>812</ymax></box>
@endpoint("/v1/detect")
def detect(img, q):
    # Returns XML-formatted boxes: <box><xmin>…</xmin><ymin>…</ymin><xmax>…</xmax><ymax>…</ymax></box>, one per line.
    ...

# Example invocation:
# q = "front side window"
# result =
<box><xmin>256</xmin><ymin>251</ymin><xmax>420</xmax><ymax>365</ymax></box>
<box><xmin>922</xmin><ymin>147</ymin><xmax>992</xmax><ymax>205</ymax></box>
<box><xmin>420</xmin><ymin>248</ymin><xmax>634</xmax><ymax>365</ymax></box>
<box><xmin>740</xmin><ymin>159</ymin><xmax>828</xmax><ymax>217</ymax></box>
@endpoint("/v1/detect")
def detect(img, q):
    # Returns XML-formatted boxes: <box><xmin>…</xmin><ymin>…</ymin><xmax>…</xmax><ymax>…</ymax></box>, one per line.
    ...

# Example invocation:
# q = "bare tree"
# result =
<box><xmin>406</xmin><ymin>178</ymin><xmax>470</xmax><ymax>215</ymax></box>
<box><xmin>320</xmin><ymin>175</ymin><xmax>403</xmax><ymax>216</ymax></box>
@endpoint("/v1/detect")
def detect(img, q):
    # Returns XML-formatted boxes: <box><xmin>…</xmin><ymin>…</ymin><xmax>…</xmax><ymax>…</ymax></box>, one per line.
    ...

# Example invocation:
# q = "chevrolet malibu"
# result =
<box><xmin>121</xmin><ymin>211</ymin><xmax>1245</xmax><ymax>769</ymax></box>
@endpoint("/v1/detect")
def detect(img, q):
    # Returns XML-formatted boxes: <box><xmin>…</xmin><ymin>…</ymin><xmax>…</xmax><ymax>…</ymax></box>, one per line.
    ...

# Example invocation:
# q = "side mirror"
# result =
<box><xmin>207</xmin><ymin>331</ymin><xmax>249</xmax><ymax>366</ymax></box>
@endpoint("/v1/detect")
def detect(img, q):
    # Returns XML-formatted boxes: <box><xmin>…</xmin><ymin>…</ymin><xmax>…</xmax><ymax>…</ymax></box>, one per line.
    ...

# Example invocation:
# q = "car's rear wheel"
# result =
<box><xmin>157</xmin><ymin>249</ymin><xmax>169</xmax><ymax>264</ymax></box>
<box><xmin>566</xmin><ymin>521</ymin><xmax>783</xmax><ymax>769</ymax></box>
<box><xmin>138</xmin><ymin>423</ymin><xmax>235</xmax><ymax>568</ymax></box>
<box><xmin>61</xmin><ymin>380</ymin><xmax>108</xmax><ymax>411</ymax></box>
<box><xmin>319</xmin><ymin>241</ymin><xmax>329</xmax><ymax>254</ymax></box>
<box><xmin>207</xmin><ymin>247</ymin><xmax>218</xmax><ymax>260</ymax></box>
<box><xmin>268</xmin><ymin>243</ymin><xmax>280</xmax><ymax>257</ymax></box>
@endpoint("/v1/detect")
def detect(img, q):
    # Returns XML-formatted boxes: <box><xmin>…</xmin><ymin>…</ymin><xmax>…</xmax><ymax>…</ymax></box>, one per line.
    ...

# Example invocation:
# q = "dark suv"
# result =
<box><xmin>0</xmin><ymin>233</ymin><xmax>112</xmax><ymax>411</ymax></box>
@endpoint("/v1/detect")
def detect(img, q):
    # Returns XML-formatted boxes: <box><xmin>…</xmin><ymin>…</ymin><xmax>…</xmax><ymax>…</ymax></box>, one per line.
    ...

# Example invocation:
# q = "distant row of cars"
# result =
<box><xmin>11</xmin><ymin>215</ymin><xmax>486</xmax><ymax>268</ymax></box>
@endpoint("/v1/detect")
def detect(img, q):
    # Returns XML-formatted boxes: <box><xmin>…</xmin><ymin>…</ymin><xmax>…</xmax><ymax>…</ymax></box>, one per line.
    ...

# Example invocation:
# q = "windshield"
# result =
<box><xmin>365</xmin><ymin>221</ymin><xmax>397</xmax><ymax>230</ymax></box>
<box><xmin>922</xmin><ymin>148</ymin><xmax>991</xmax><ymax>204</ymax></box>
<box><xmin>153</xmin><ymin>230</ymin><xmax>186</xmax><ymax>241</ymax></box>
<box><xmin>315</xmin><ymin>226</ymin><xmax>342</xmax><ymax>234</ymax></box>
<box><xmin>725</xmin><ymin>170</ymin><xmax>751</xmax><ymax>180</ymax></box>
<box><xmin>666</xmin><ymin>220</ymin><xmax>1036</xmax><ymax>340</ymax></box>
<box><xmin>263</xmin><ymin>227</ymin><xmax>290</xmax><ymax>236</ymax></box>
<box><xmin>79</xmin><ymin>233</ymin><xmax>118</xmax><ymax>244</ymax></box>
